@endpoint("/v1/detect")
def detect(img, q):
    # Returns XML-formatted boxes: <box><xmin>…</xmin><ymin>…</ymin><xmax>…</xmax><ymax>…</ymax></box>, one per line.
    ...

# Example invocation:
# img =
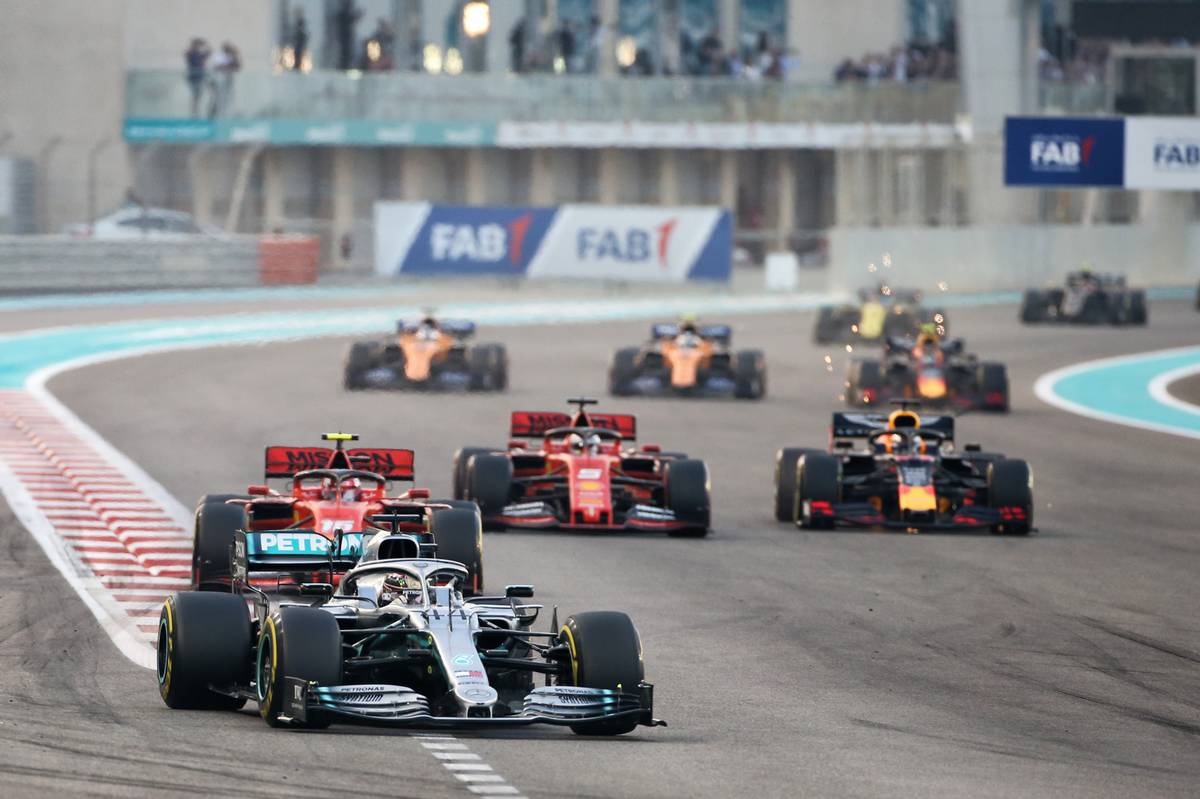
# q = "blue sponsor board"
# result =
<box><xmin>1005</xmin><ymin>116</ymin><xmax>1125</xmax><ymax>187</ymax></box>
<box><xmin>398</xmin><ymin>206</ymin><xmax>558</xmax><ymax>276</ymax></box>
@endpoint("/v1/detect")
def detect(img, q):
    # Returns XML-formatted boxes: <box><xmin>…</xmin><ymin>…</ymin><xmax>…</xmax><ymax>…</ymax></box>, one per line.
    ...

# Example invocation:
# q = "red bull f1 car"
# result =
<box><xmin>344</xmin><ymin>315</ymin><xmax>508</xmax><ymax>391</ymax></box>
<box><xmin>452</xmin><ymin>398</ymin><xmax>711</xmax><ymax>536</ymax></box>
<box><xmin>609</xmin><ymin>321</ymin><xmax>766</xmax><ymax>399</ymax></box>
<box><xmin>159</xmin><ymin>537</ymin><xmax>662</xmax><ymax>734</ymax></box>
<box><xmin>773</xmin><ymin>404</ymin><xmax>1032</xmax><ymax>533</ymax></box>
<box><xmin>192</xmin><ymin>433</ymin><xmax>484</xmax><ymax>595</ymax></box>
<box><xmin>845</xmin><ymin>327</ymin><xmax>1009</xmax><ymax>412</ymax></box>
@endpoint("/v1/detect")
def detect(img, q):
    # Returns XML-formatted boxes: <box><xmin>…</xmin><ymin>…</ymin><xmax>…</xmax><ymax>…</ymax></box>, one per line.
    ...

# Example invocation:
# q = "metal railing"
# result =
<box><xmin>127</xmin><ymin>70</ymin><xmax>962</xmax><ymax>124</ymax></box>
<box><xmin>0</xmin><ymin>235</ymin><xmax>318</xmax><ymax>293</ymax></box>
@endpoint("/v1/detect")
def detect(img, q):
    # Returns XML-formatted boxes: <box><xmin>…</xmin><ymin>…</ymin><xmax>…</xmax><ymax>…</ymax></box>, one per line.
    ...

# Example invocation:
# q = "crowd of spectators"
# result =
<box><xmin>833</xmin><ymin>42</ymin><xmax>956</xmax><ymax>83</ymax></box>
<box><xmin>1038</xmin><ymin>39</ymin><xmax>1108</xmax><ymax>84</ymax></box>
<box><xmin>183</xmin><ymin>38</ymin><xmax>241</xmax><ymax>117</ymax></box>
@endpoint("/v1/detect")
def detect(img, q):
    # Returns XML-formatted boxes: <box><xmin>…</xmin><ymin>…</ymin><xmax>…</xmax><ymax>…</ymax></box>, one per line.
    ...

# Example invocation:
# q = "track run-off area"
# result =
<box><xmin>0</xmin><ymin>288</ymin><xmax>1197</xmax><ymax>798</ymax></box>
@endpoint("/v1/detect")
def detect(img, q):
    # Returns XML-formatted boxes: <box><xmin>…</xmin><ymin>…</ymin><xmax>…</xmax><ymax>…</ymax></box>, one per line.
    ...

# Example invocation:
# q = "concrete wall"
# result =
<box><xmin>786</xmin><ymin>0</ymin><xmax>907</xmax><ymax>84</ymax></box>
<box><xmin>827</xmin><ymin>224</ymin><xmax>1200</xmax><ymax>292</ymax></box>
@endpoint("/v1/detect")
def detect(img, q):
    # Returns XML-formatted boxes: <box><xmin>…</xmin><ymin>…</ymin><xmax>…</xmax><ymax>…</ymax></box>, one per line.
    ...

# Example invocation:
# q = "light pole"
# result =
<box><xmin>37</xmin><ymin>136</ymin><xmax>63</xmax><ymax>233</ymax></box>
<box><xmin>87</xmin><ymin>138</ymin><xmax>112</xmax><ymax>235</ymax></box>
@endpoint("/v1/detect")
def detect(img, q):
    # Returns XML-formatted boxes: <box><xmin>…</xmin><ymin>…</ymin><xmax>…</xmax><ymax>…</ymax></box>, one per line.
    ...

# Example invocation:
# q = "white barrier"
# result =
<box><xmin>826</xmin><ymin>223</ymin><xmax>1200</xmax><ymax>292</ymax></box>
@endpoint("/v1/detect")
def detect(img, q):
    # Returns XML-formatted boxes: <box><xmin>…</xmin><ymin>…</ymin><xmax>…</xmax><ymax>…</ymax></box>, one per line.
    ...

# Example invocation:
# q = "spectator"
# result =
<box><xmin>334</xmin><ymin>0</ymin><xmax>362</xmax><ymax>70</ymax></box>
<box><xmin>557</xmin><ymin>20</ymin><xmax>577</xmax><ymax>72</ymax></box>
<box><xmin>364</xmin><ymin>17</ymin><xmax>395</xmax><ymax>70</ymax></box>
<box><xmin>209</xmin><ymin>41</ymin><xmax>241</xmax><ymax>117</ymax></box>
<box><xmin>183</xmin><ymin>38</ymin><xmax>211</xmax><ymax>118</ymax></box>
<box><xmin>509</xmin><ymin>18</ymin><xmax>526</xmax><ymax>72</ymax></box>
<box><xmin>291</xmin><ymin>9</ymin><xmax>309</xmax><ymax>71</ymax></box>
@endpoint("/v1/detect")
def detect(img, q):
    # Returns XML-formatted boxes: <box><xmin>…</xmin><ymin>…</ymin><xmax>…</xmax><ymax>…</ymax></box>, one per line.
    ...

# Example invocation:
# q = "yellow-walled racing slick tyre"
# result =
<box><xmin>559</xmin><ymin>611</ymin><xmax>644</xmax><ymax>736</ymax></box>
<box><xmin>157</xmin><ymin>592</ymin><xmax>250</xmax><ymax>710</ymax></box>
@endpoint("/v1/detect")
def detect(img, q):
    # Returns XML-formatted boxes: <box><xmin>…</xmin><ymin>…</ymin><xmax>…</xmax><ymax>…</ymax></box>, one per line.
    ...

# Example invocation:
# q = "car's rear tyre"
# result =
<box><xmin>468</xmin><ymin>344</ymin><xmax>506</xmax><ymax>391</ymax></box>
<box><xmin>813</xmin><ymin>306</ymin><xmax>838</xmax><ymax>344</ymax></box>
<box><xmin>774</xmin><ymin>448</ymin><xmax>823</xmax><ymax>522</ymax></box>
<box><xmin>988</xmin><ymin>459</ymin><xmax>1033</xmax><ymax>535</ymax></box>
<box><xmin>1128</xmin><ymin>290</ymin><xmax>1148</xmax><ymax>325</ymax></box>
<box><xmin>978</xmin><ymin>362</ymin><xmax>1009</xmax><ymax>412</ymax></box>
<box><xmin>848</xmin><ymin>359</ymin><xmax>884</xmax><ymax>406</ymax></box>
<box><xmin>452</xmin><ymin>447</ymin><xmax>494</xmax><ymax>500</ymax></box>
<box><xmin>193</xmin><ymin>497</ymin><xmax>248</xmax><ymax>591</ymax></box>
<box><xmin>665</xmin><ymin>459</ymin><xmax>710</xmax><ymax>537</ymax></box>
<box><xmin>1019</xmin><ymin>290</ymin><xmax>1045</xmax><ymax>323</ymax></box>
<box><xmin>256</xmin><ymin>606</ymin><xmax>342</xmax><ymax>728</ymax></box>
<box><xmin>466</xmin><ymin>454</ymin><xmax>513</xmax><ymax>520</ymax></box>
<box><xmin>733</xmin><ymin>350</ymin><xmax>766</xmax><ymax>399</ymax></box>
<box><xmin>609</xmin><ymin>347</ymin><xmax>640</xmax><ymax>396</ymax></box>
<box><xmin>430</xmin><ymin>508</ymin><xmax>484</xmax><ymax>595</ymax></box>
<box><xmin>344</xmin><ymin>341</ymin><xmax>379</xmax><ymax>390</ymax></box>
<box><xmin>796</xmin><ymin>454</ymin><xmax>840</xmax><ymax>530</ymax></box>
<box><xmin>560</xmin><ymin>611</ymin><xmax>644</xmax><ymax>736</ymax></box>
<box><xmin>157</xmin><ymin>591</ymin><xmax>250</xmax><ymax>710</ymax></box>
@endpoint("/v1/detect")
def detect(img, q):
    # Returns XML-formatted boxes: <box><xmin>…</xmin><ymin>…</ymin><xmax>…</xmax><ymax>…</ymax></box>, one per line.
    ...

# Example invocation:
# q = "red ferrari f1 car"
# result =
<box><xmin>192</xmin><ymin>433</ymin><xmax>484</xmax><ymax>594</ymax></box>
<box><xmin>452</xmin><ymin>399</ymin><xmax>710</xmax><ymax>536</ymax></box>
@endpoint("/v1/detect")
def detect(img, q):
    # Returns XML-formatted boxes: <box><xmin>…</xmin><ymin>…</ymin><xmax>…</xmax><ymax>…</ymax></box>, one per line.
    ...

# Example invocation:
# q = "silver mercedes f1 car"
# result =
<box><xmin>157</xmin><ymin>524</ymin><xmax>661</xmax><ymax>735</ymax></box>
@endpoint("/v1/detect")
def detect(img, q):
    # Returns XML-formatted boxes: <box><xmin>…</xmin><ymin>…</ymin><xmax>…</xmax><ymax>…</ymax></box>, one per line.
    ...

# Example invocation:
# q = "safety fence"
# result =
<box><xmin>0</xmin><ymin>235</ymin><xmax>319</xmax><ymax>294</ymax></box>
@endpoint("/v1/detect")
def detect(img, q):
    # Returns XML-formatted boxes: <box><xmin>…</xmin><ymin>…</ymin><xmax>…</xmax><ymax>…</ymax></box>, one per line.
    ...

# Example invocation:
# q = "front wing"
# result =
<box><xmin>489</xmin><ymin>500</ymin><xmax>690</xmax><ymax>531</ymax></box>
<box><xmin>622</xmin><ymin>373</ymin><xmax>737</xmax><ymax>397</ymax></box>
<box><xmin>282</xmin><ymin>679</ymin><xmax>665</xmax><ymax>730</ymax></box>
<box><xmin>809</xmin><ymin>501</ymin><xmax>1025</xmax><ymax>531</ymax></box>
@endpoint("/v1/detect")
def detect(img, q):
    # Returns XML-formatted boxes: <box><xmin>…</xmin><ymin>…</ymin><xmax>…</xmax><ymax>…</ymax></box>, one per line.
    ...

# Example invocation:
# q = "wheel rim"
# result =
<box><xmin>256</xmin><ymin>634</ymin><xmax>273</xmax><ymax>703</ymax></box>
<box><xmin>156</xmin><ymin>616</ymin><xmax>170</xmax><ymax>686</ymax></box>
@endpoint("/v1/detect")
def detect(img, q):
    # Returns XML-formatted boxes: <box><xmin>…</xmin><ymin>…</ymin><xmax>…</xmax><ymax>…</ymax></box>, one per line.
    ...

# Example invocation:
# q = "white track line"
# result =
<box><xmin>1034</xmin><ymin>345</ymin><xmax>1200</xmax><ymax>442</ymax></box>
<box><xmin>414</xmin><ymin>736</ymin><xmax>527</xmax><ymax>799</ymax></box>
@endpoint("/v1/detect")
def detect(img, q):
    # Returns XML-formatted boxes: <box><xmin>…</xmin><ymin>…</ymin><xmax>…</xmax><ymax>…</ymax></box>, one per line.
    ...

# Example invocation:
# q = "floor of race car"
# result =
<box><xmin>0</xmin><ymin>299</ymin><xmax>1198</xmax><ymax>798</ymax></box>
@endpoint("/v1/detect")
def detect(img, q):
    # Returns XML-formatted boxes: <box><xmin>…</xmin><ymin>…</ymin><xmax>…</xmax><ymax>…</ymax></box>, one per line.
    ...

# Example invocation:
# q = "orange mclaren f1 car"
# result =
<box><xmin>609</xmin><ymin>320</ymin><xmax>765</xmax><ymax>399</ymax></box>
<box><xmin>344</xmin><ymin>314</ymin><xmax>507</xmax><ymax>392</ymax></box>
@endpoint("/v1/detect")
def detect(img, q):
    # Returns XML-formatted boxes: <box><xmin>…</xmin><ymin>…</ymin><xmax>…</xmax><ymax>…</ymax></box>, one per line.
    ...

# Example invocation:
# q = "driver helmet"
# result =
<box><xmin>875</xmin><ymin>433</ymin><xmax>904</xmax><ymax>455</ymax></box>
<box><xmin>566</xmin><ymin>433</ymin><xmax>585</xmax><ymax>453</ymax></box>
<box><xmin>416</xmin><ymin>319</ymin><xmax>439</xmax><ymax>341</ymax></box>
<box><xmin>340</xmin><ymin>478</ymin><xmax>361</xmax><ymax>503</ymax></box>
<box><xmin>381</xmin><ymin>571</ymin><xmax>423</xmax><ymax>606</ymax></box>
<box><xmin>321</xmin><ymin>476</ymin><xmax>337</xmax><ymax>501</ymax></box>
<box><xmin>677</xmin><ymin>331</ymin><xmax>701</xmax><ymax>349</ymax></box>
<box><xmin>584</xmin><ymin>433</ymin><xmax>602</xmax><ymax>455</ymax></box>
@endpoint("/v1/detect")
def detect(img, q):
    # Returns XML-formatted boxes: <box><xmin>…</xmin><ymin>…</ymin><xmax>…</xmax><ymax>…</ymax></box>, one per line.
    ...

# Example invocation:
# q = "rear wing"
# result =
<box><xmin>510</xmin><ymin>410</ymin><xmax>637</xmax><ymax>439</ymax></box>
<box><xmin>650</xmin><ymin>323</ymin><xmax>731</xmax><ymax>343</ymax></box>
<box><xmin>830</xmin><ymin>412</ymin><xmax>955</xmax><ymax>442</ymax></box>
<box><xmin>398</xmin><ymin>319</ymin><xmax>476</xmax><ymax>337</ymax></box>
<box><xmin>264</xmin><ymin>446</ymin><xmax>415</xmax><ymax>480</ymax></box>
<box><xmin>232</xmin><ymin>529</ymin><xmax>364</xmax><ymax>576</ymax></box>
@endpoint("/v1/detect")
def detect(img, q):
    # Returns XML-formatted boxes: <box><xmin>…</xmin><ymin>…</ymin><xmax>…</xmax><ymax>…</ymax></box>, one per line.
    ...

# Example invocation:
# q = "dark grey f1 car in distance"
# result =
<box><xmin>1020</xmin><ymin>271</ymin><xmax>1147</xmax><ymax>326</ymax></box>
<box><xmin>158</xmin><ymin>525</ymin><xmax>662</xmax><ymax>736</ymax></box>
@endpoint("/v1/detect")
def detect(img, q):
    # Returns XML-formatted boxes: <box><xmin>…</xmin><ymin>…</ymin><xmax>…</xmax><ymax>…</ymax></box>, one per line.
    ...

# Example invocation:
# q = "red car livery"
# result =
<box><xmin>452</xmin><ymin>399</ymin><xmax>710</xmax><ymax>537</ymax></box>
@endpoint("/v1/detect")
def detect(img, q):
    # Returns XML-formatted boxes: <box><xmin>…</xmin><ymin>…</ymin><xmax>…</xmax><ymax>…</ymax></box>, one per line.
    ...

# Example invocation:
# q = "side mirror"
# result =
<box><xmin>508</xmin><ymin>439</ymin><xmax>525</xmax><ymax>450</ymax></box>
<box><xmin>964</xmin><ymin>443</ymin><xmax>981</xmax><ymax>452</ymax></box>
<box><xmin>248</xmin><ymin>484</ymin><xmax>271</xmax><ymax>495</ymax></box>
<box><xmin>505</xmin><ymin>584</ymin><xmax>534</xmax><ymax>599</ymax></box>
<box><xmin>300</xmin><ymin>582</ymin><xmax>334</xmax><ymax>597</ymax></box>
<box><xmin>407</xmin><ymin>487</ymin><xmax>431</xmax><ymax>499</ymax></box>
<box><xmin>834</xmin><ymin>440</ymin><xmax>853</xmax><ymax>450</ymax></box>
<box><xmin>641</xmin><ymin>443</ymin><xmax>662</xmax><ymax>453</ymax></box>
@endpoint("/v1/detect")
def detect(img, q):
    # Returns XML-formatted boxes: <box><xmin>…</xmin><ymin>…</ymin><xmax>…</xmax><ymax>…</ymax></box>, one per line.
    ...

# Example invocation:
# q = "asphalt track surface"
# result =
<box><xmin>1</xmin><ymin>298</ymin><xmax>1199</xmax><ymax>798</ymax></box>
<box><xmin>1167</xmin><ymin>372</ymin><xmax>1200</xmax><ymax>407</ymax></box>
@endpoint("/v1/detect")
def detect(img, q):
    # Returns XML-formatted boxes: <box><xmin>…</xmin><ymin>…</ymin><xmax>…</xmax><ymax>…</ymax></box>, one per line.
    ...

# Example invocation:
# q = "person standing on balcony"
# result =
<box><xmin>334</xmin><ymin>0</ymin><xmax>362</xmax><ymax>70</ymax></box>
<box><xmin>184</xmin><ymin>38</ymin><xmax>211</xmax><ymax>118</ymax></box>
<box><xmin>209</xmin><ymin>41</ymin><xmax>241</xmax><ymax>117</ymax></box>
<box><xmin>291</xmin><ymin>9</ymin><xmax>309</xmax><ymax>71</ymax></box>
